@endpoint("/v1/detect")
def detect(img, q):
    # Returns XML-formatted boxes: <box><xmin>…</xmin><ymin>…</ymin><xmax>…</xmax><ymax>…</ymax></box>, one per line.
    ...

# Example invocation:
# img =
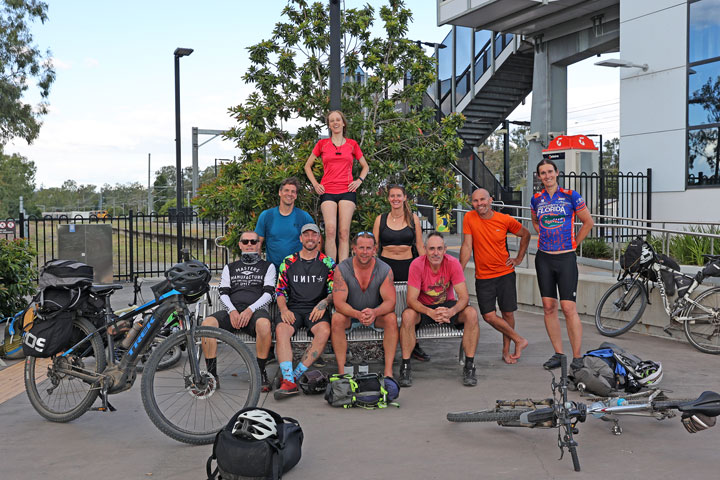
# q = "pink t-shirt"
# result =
<box><xmin>407</xmin><ymin>254</ymin><xmax>466</xmax><ymax>306</ymax></box>
<box><xmin>312</xmin><ymin>138</ymin><xmax>363</xmax><ymax>194</ymax></box>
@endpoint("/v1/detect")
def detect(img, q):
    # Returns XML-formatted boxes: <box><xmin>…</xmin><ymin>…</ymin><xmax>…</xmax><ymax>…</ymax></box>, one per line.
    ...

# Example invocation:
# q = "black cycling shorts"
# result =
<box><xmin>534</xmin><ymin>250</ymin><xmax>578</xmax><ymax>302</ymax></box>
<box><xmin>320</xmin><ymin>191</ymin><xmax>356</xmax><ymax>204</ymax></box>
<box><xmin>417</xmin><ymin>300</ymin><xmax>464</xmax><ymax>331</ymax></box>
<box><xmin>475</xmin><ymin>272</ymin><xmax>518</xmax><ymax>315</ymax></box>
<box><xmin>274</xmin><ymin>309</ymin><xmax>331</xmax><ymax>335</ymax></box>
<box><xmin>211</xmin><ymin>308</ymin><xmax>272</xmax><ymax>336</ymax></box>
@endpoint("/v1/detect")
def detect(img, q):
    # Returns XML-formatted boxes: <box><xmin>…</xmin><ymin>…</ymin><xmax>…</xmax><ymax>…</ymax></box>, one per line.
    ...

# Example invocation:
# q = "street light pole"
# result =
<box><xmin>174</xmin><ymin>47</ymin><xmax>193</xmax><ymax>262</ymax></box>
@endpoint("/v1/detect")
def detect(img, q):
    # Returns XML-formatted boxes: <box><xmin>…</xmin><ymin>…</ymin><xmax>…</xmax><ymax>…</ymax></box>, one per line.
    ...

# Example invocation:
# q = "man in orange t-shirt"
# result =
<box><xmin>460</xmin><ymin>188</ymin><xmax>531</xmax><ymax>364</ymax></box>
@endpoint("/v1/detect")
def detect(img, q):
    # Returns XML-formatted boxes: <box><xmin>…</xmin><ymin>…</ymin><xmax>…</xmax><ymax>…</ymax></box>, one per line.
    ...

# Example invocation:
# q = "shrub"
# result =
<box><xmin>668</xmin><ymin>225</ymin><xmax>720</xmax><ymax>266</ymax></box>
<box><xmin>0</xmin><ymin>238</ymin><xmax>37</xmax><ymax>317</ymax></box>
<box><xmin>578</xmin><ymin>237</ymin><xmax>611</xmax><ymax>259</ymax></box>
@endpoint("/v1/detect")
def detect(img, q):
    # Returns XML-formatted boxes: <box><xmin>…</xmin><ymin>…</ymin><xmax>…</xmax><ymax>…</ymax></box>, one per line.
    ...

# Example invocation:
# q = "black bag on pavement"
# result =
<box><xmin>206</xmin><ymin>407</ymin><xmax>303</xmax><ymax>480</ymax></box>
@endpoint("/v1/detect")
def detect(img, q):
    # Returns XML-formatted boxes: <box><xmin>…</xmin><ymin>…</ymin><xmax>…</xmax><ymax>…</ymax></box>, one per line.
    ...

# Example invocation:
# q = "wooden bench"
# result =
<box><xmin>195</xmin><ymin>282</ymin><xmax>465</xmax><ymax>344</ymax></box>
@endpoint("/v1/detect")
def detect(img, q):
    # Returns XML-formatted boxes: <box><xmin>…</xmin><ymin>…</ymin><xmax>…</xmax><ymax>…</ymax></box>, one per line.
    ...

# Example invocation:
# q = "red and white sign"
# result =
<box><xmin>543</xmin><ymin>135</ymin><xmax>598</xmax><ymax>151</ymax></box>
<box><xmin>0</xmin><ymin>220</ymin><xmax>16</xmax><ymax>234</ymax></box>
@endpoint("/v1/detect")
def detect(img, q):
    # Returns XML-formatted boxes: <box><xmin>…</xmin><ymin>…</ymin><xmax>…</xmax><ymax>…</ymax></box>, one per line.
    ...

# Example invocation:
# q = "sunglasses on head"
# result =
<box><xmin>355</xmin><ymin>231</ymin><xmax>375</xmax><ymax>239</ymax></box>
<box><xmin>240</xmin><ymin>239</ymin><xmax>259</xmax><ymax>245</ymax></box>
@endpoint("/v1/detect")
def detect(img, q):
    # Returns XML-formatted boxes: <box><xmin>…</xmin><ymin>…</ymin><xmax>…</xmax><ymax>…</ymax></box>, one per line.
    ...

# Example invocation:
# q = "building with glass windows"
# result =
<box><xmin>436</xmin><ymin>0</ymin><xmax>719</xmax><ymax>223</ymax></box>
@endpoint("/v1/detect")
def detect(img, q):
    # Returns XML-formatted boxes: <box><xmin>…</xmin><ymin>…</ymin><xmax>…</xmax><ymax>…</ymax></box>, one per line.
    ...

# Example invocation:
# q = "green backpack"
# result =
<box><xmin>324</xmin><ymin>373</ymin><xmax>400</xmax><ymax>409</ymax></box>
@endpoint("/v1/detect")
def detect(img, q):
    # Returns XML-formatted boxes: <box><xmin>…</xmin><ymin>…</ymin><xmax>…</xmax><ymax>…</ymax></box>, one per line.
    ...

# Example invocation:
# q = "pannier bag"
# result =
<box><xmin>620</xmin><ymin>237</ymin><xmax>653</xmax><ymax>273</ymax></box>
<box><xmin>38</xmin><ymin>260</ymin><xmax>94</xmax><ymax>290</ymax></box>
<box><xmin>206</xmin><ymin>407</ymin><xmax>303</xmax><ymax>480</ymax></box>
<box><xmin>324</xmin><ymin>373</ymin><xmax>400</xmax><ymax>409</ymax></box>
<box><xmin>22</xmin><ymin>309</ymin><xmax>74</xmax><ymax>358</ymax></box>
<box><xmin>695</xmin><ymin>257</ymin><xmax>720</xmax><ymax>284</ymax></box>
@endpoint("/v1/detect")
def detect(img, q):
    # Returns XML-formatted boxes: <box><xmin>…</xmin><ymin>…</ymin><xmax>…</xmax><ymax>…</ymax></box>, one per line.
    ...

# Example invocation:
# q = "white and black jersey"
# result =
<box><xmin>218</xmin><ymin>259</ymin><xmax>276</xmax><ymax>313</ymax></box>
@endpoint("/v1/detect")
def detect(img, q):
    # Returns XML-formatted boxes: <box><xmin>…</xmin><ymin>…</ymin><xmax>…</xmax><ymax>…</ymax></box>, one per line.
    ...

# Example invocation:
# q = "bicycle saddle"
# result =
<box><xmin>678</xmin><ymin>391</ymin><xmax>720</xmax><ymax>417</ymax></box>
<box><xmin>90</xmin><ymin>284</ymin><xmax>124</xmax><ymax>295</ymax></box>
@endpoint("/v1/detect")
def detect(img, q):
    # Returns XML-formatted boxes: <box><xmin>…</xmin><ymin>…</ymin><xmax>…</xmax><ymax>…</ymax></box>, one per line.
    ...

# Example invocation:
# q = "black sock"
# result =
<box><xmin>257</xmin><ymin>357</ymin><xmax>267</xmax><ymax>371</ymax></box>
<box><xmin>205</xmin><ymin>357</ymin><xmax>217</xmax><ymax>376</ymax></box>
<box><xmin>464</xmin><ymin>356</ymin><xmax>474</xmax><ymax>369</ymax></box>
<box><xmin>402</xmin><ymin>358</ymin><xmax>411</xmax><ymax>369</ymax></box>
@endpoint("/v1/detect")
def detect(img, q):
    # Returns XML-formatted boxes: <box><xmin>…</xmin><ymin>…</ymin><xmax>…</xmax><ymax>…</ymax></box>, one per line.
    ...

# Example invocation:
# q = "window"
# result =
<box><xmin>688</xmin><ymin>0</ymin><xmax>720</xmax><ymax>186</ymax></box>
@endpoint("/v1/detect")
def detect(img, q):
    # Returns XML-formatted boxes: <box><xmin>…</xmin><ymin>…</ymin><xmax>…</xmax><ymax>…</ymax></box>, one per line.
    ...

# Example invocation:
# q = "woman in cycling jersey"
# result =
<box><xmin>372</xmin><ymin>184</ymin><xmax>430</xmax><ymax>361</ymax></box>
<box><xmin>530</xmin><ymin>159</ymin><xmax>594</xmax><ymax>372</ymax></box>
<box><xmin>305</xmin><ymin>110</ymin><xmax>369</xmax><ymax>262</ymax></box>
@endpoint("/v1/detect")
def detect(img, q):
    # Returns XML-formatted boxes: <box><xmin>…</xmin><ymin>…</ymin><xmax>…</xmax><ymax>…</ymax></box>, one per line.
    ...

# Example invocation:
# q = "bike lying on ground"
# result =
<box><xmin>24</xmin><ymin>254</ymin><xmax>260</xmax><ymax>445</ymax></box>
<box><xmin>447</xmin><ymin>355</ymin><xmax>720</xmax><ymax>472</ymax></box>
<box><xmin>594</xmin><ymin>240</ymin><xmax>720</xmax><ymax>353</ymax></box>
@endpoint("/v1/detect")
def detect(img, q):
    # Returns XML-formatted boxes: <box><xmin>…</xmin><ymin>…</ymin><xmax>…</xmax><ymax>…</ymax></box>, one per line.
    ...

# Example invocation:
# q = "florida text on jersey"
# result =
<box><xmin>531</xmin><ymin>188</ymin><xmax>587</xmax><ymax>251</ymax></box>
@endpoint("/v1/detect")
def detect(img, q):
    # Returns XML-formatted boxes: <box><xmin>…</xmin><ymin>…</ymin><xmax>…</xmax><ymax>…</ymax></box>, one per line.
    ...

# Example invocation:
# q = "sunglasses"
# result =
<box><xmin>240</xmin><ymin>239</ymin><xmax>259</xmax><ymax>245</ymax></box>
<box><xmin>355</xmin><ymin>231</ymin><xmax>375</xmax><ymax>238</ymax></box>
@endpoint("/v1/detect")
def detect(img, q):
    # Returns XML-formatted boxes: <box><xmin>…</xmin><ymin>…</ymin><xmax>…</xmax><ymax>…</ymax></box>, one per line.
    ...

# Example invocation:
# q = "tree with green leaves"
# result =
<box><xmin>0</xmin><ymin>0</ymin><xmax>55</xmax><ymax>144</ymax></box>
<box><xmin>194</xmin><ymin>0</ymin><xmax>465</xmax><ymax>251</ymax></box>
<box><xmin>0</xmin><ymin>147</ymin><xmax>36</xmax><ymax>217</ymax></box>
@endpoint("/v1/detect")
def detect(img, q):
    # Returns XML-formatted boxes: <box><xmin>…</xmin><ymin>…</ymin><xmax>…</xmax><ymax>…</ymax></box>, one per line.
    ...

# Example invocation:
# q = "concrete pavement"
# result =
<box><xmin>2</xmin><ymin>292</ymin><xmax>720</xmax><ymax>479</ymax></box>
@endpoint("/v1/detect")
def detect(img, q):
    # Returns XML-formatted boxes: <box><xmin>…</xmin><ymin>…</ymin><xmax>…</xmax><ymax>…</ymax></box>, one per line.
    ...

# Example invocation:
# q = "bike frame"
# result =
<box><xmin>58</xmin><ymin>288</ymin><xmax>204</xmax><ymax>397</ymax></box>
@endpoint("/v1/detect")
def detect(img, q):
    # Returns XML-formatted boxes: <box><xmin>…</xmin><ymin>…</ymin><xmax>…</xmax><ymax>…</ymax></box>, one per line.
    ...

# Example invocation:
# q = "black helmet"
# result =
<box><xmin>165</xmin><ymin>259</ymin><xmax>210</xmax><ymax>302</ymax></box>
<box><xmin>298</xmin><ymin>370</ymin><xmax>329</xmax><ymax>395</ymax></box>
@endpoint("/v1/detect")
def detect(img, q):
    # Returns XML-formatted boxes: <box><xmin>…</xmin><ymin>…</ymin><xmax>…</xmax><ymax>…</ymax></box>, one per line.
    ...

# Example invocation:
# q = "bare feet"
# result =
<box><xmin>502</xmin><ymin>352</ymin><xmax>517</xmax><ymax>364</ymax></box>
<box><xmin>511</xmin><ymin>337</ymin><xmax>529</xmax><ymax>360</ymax></box>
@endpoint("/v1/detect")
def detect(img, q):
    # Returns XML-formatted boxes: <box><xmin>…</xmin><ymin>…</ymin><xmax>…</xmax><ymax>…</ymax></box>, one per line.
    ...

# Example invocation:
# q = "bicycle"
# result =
<box><xmin>24</xmin><ymin>252</ymin><xmax>261</xmax><ymax>445</ymax></box>
<box><xmin>447</xmin><ymin>355</ymin><xmax>720</xmax><ymax>472</ymax></box>
<box><xmin>594</xmin><ymin>241</ymin><xmax>720</xmax><ymax>353</ymax></box>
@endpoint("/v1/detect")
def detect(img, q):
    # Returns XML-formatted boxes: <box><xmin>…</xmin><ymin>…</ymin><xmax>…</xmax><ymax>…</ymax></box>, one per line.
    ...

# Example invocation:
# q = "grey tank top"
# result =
<box><xmin>337</xmin><ymin>257</ymin><xmax>391</xmax><ymax>311</ymax></box>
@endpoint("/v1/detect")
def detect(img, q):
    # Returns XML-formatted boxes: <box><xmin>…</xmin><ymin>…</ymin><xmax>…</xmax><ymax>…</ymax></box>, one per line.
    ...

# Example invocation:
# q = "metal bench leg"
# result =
<box><xmin>458</xmin><ymin>341</ymin><xmax>464</xmax><ymax>365</ymax></box>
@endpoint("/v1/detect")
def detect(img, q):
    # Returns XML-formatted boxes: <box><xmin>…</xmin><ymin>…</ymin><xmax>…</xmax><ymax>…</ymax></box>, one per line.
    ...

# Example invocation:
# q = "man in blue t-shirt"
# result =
<box><xmin>255</xmin><ymin>177</ymin><xmax>315</xmax><ymax>270</ymax></box>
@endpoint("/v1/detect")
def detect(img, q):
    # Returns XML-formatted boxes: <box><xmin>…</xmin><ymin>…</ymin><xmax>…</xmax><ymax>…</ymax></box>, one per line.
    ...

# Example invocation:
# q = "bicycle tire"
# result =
<box><xmin>682</xmin><ymin>287</ymin><xmax>720</xmax><ymax>354</ymax></box>
<box><xmin>447</xmin><ymin>408</ymin><xmax>531</xmax><ymax>423</ymax></box>
<box><xmin>140</xmin><ymin>326</ymin><xmax>261</xmax><ymax>445</ymax></box>
<box><xmin>136</xmin><ymin>334</ymin><xmax>182</xmax><ymax>372</ymax></box>
<box><xmin>24</xmin><ymin>317</ymin><xmax>106</xmax><ymax>422</ymax></box>
<box><xmin>569</xmin><ymin>445</ymin><xmax>581</xmax><ymax>472</ymax></box>
<box><xmin>595</xmin><ymin>280</ymin><xmax>647</xmax><ymax>337</ymax></box>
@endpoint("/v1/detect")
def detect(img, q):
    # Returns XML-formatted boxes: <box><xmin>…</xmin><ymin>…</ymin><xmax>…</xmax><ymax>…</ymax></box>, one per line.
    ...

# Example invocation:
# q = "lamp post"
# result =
<box><xmin>174</xmin><ymin>47</ymin><xmax>193</xmax><ymax>262</ymax></box>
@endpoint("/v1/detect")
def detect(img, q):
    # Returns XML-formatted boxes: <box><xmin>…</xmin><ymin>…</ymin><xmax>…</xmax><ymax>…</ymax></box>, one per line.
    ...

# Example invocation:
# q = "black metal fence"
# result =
<box><xmin>553</xmin><ymin>169</ymin><xmax>652</xmax><ymax>241</ymax></box>
<box><xmin>10</xmin><ymin>212</ymin><xmax>229</xmax><ymax>281</ymax></box>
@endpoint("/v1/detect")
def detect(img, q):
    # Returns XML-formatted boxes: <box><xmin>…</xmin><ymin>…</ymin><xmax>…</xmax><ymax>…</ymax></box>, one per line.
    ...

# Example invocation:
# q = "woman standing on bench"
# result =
<box><xmin>305</xmin><ymin>110</ymin><xmax>369</xmax><ymax>263</ymax></box>
<box><xmin>372</xmin><ymin>184</ymin><xmax>429</xmax><ymax>362</ymax></box>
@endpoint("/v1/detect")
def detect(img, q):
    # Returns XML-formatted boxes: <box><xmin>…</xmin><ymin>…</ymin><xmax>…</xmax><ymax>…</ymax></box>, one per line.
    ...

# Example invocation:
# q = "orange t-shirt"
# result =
<box><xmin>462</xmin><ymin>210</ymin><xmax>522</xmax><ymax>279</ymax></box>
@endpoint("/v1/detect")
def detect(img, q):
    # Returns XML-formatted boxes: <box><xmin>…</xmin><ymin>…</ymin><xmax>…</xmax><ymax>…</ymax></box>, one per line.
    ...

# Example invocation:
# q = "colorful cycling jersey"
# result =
<box><xmin>531</xmin><ymin>188</ymin><xmax>587</xmax><ymax>252</ymax></box>
<box><xmin>276</xmin><ymin>252</ymin><xmax>335</xmax><ymax>312</ymax></box>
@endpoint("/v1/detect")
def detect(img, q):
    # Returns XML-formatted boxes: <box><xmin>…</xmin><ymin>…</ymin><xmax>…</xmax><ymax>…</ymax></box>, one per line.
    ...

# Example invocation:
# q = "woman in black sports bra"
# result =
<box><xmin>372</xmin><ymin>184</ymin><xmax>430</xmax><ymax>361</ymax></box>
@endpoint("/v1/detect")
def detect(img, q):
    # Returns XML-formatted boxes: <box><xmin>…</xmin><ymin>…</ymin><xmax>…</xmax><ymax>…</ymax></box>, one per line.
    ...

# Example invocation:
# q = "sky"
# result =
<box><xmin>7</xmin><ymin>0</ymin><xmax>620</xmax><ymax>190</ymax></box>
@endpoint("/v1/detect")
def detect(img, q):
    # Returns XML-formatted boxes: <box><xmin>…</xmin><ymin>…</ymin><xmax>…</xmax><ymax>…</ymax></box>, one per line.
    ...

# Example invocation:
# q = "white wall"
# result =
<box><xmin>619</xmin><ymin>1</ymin><xmax>687</xmax><ymax>195</ymax></box>
<box><xmin>652</xmin><ymin>189</ymin><xmax>720</xmax><ymax>223</ymax></box>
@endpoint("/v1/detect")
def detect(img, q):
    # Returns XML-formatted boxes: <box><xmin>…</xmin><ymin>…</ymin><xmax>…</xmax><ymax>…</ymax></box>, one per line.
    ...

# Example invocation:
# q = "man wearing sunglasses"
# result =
<box><xmin>331</xmin><ymin>232</ymin><xmax>398</xmax><ymax>378</ymax></box>
<box><xmin>274</xmin><ymin>223</ymin><xmax>335</xmax><ymax>399</ymax></box>
<box><xmin>201</xmin><ymin>231</ymin><xmax>276</xmax><ymax>392</ymax></box>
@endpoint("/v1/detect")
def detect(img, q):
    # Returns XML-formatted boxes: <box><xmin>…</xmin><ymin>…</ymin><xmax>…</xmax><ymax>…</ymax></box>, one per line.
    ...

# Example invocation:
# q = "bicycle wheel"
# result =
<box><xmin>447</xmin><ymin>408</ymin><xmax>530</xmax><ymax>423</ymax></box>
<box><xmin>136</xmin><ymin>334</ymin><xmax>182</xmax><ymax>372</ymax></box>
<box><xmin>683</xmin><ymin>287</ymin><xmax>720</xmax><ymax>354</ymax></box>
<box><xmin>24</xmin><ymin>317</ymin><xmax>106</xmax><ymax>422</ymax></box>
<box><xmin>595</xmin><ymin>280</ymin><xmax>647</xmax><ymax>337</ymax></box>
<box><xmin>140</xmin><ymin>326</ymin><xmax>261</xmax><ymax>445</ymax></box>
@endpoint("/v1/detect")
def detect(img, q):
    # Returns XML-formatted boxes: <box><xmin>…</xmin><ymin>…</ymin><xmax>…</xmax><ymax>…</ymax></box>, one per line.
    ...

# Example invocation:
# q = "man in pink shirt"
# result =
<box><xmin>399</xmin><ymin>232</ymin><xmax>480</xmax><ymax>387</ymax></box>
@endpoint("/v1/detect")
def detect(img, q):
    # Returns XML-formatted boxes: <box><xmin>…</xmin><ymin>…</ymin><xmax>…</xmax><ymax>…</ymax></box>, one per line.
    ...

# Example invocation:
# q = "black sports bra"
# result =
<box><xmin>379</xmin><ymin>213</ymin><xmax>415</xmax><ymax>247</ymax></box>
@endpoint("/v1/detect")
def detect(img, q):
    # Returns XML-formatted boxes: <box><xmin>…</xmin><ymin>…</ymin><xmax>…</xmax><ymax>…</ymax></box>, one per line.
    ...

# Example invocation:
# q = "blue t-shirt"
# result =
<box><xmin>530</xmin><ymin>188</ymin><xmax>586</xmax><ymax>252</ymax></box>
<box><xmin>255</xmin><ymin>207</ymin><xmax>314</xmax><ymax>269</ymax></box>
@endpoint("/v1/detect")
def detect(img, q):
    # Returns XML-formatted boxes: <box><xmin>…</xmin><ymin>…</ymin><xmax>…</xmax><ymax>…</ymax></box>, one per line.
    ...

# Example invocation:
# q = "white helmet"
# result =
<box><xmin>633</xmin><ymin>360</ymin><xmax>663</xmax><ymax>386</ymax></box>
<box><xmin>639</xmin><ymin>244</ymin><xmax>654</xmax><ymax>265</ymax></box>
<box><xmin>232</xmin><ymin>409</ymin><xmax>277</xmax><ymax>440</ymax></box>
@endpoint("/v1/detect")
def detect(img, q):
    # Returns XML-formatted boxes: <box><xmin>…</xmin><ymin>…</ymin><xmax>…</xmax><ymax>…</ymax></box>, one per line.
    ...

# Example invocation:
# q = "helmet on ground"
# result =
<box><xmin>165</xmin><ymin>259</ymin><xmax>210</xmax><ymax>300</ymax></box>
<box><xmin>232</xmin><ymin>409</ymin><xmax>277</xmax><ymax>440</ymax></box>
<box><xmin>383</xmin><ymin>376</ymin><xmax>400</xmax><ymax>402</ymax></box>
<box><xmin>298</xmin><ymin>370</ymin><xmax>329</xmax><ymax>395</ymax></box>
<box><xmin>633</xmin><ymin>360</ymin><xmax>663</xmax><ymax>386</ymax></box>
<box><xmin>682</xmin><ymin>413</ymin><xmax>716</xmax><ymax>433</ymax></box>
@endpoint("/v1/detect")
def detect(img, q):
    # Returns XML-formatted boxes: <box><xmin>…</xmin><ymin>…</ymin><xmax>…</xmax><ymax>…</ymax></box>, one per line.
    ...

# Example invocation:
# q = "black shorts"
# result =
<box><xmin>534</xmin><ymin>250</ymin><xmax>578</xmax><ymax>302</ymax></box>
<box><xmin>211</xmin><ymin>308</ymin><xmax>272</xmax><ymax>337</ymax></box>
<box><xmin>417</xmin><ymin>300</ymin><xmax>464</xmax><ymax>331</ymax></box>
<box><xmin>379</xmin><ymin>256</ymin><xmax>413</xmax><ymax>282</ymax></box>
<box><xmin>274</xmin><ymin>309</ymin><xmax>331</xmax><ymax>335</ymax></box>
<box><xmin>475</xmin><ymin>272</ymin><xmax>518</xmax><ymax>315</ymax></box>
<box><xmin>320</xmin><ymin>191</ymin><xmax>356</xmax><ymax>204</ymax></box>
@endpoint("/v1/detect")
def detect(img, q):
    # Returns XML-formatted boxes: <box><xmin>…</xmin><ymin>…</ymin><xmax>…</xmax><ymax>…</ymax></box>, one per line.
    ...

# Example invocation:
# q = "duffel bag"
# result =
<box><xmin>38</xmin><ymin>259</ymin><xmax>94</xmax><ymax>290</ymax></box>
<box><xmin>206</xmin><ymin>407</ymin><xmax>303</xmax><ymax>480</ymax></box>
<box><xmin>22</xmin><ymin>310</ymin><xmax>74</xmax><ymax>358</ymax></box>
<box><xmin>324</xmin><ymin>373</ymin><xmax>356</xmax><ymax>407</ymax></box>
